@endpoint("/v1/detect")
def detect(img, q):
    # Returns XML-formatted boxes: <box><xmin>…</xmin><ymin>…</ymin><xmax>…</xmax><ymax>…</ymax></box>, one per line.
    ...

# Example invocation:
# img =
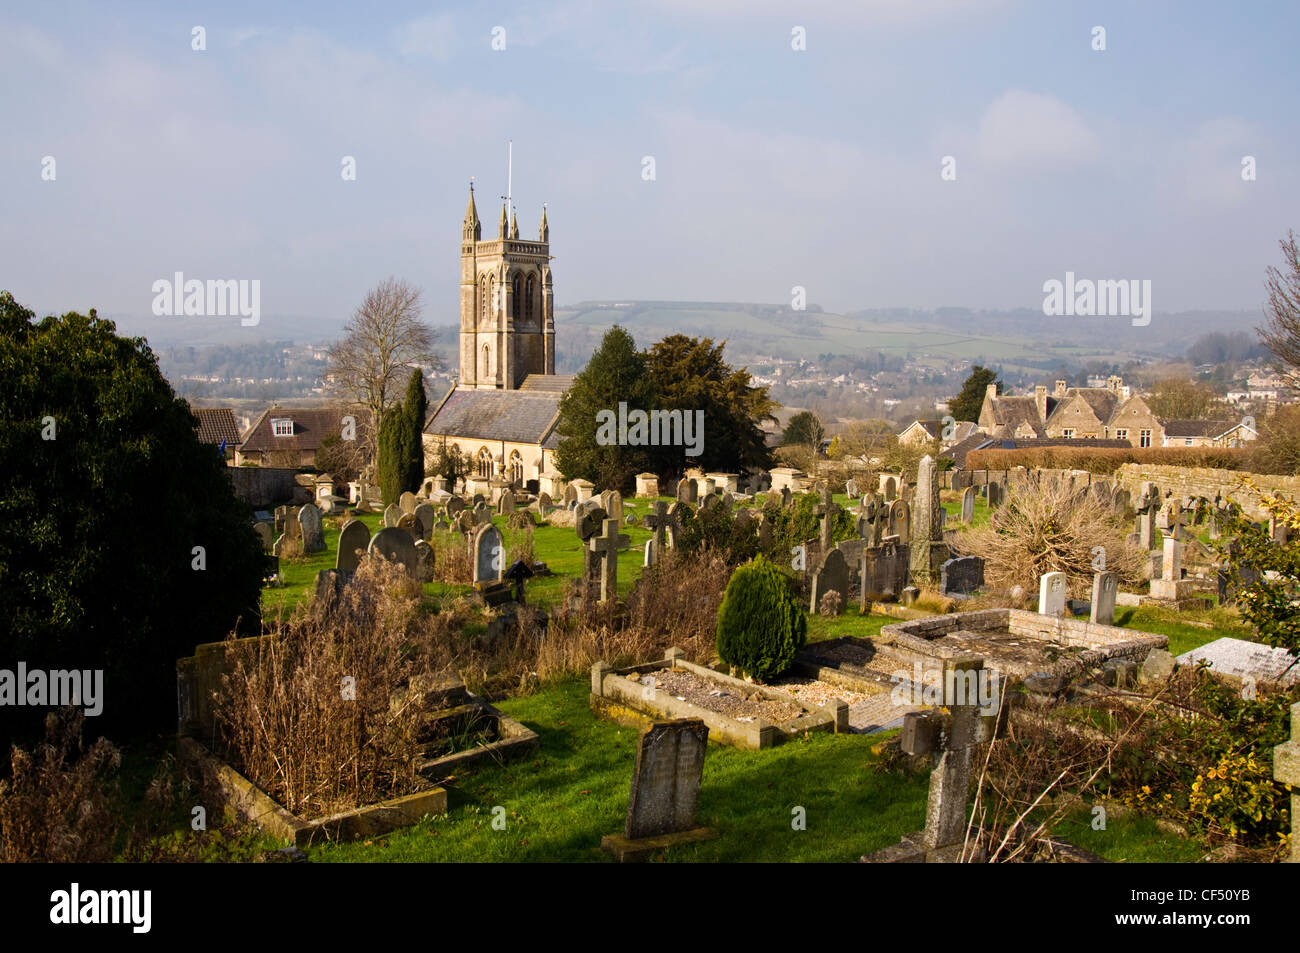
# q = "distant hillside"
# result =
<box><xmin>552</xmin><ymin>301</ymin><xmax>1263</xmax><ymax>375</ymax></box>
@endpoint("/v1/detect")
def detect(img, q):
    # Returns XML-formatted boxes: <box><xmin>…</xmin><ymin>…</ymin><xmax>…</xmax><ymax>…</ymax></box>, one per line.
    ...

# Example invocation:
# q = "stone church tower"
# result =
<box><xmin>459</xmin><ymin>185</ymin><xmax>555</xmax><ymax>390</ymax></box>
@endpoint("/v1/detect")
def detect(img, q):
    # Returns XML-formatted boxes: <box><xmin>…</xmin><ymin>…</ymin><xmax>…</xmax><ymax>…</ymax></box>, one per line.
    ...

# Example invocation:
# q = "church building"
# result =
<box><xmin>423</xmin><ymin>185</ymin><xmax>573</xmax><ymax>490</ymax></box>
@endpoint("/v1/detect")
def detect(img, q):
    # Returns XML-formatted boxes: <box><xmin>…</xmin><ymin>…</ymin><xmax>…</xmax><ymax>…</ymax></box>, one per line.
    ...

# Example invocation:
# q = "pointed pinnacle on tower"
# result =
<box><xmin>510</xmin><ymin>210</ymin><xmax>519</xmax><ymax>239</ymax></box>
<box><xmin>539</xmin><ymin>205</ymin><xmax>549</xmax><ymax>242</ymax></box>
<box><xmin>499</xmin><ymin>202</ymin><xmax>508</xmax><ymax>238</ymax></box>
<box><xmin>463</xmin><ymin>183</ymin><xmax>480</xmax><ymax>240</ymax></box>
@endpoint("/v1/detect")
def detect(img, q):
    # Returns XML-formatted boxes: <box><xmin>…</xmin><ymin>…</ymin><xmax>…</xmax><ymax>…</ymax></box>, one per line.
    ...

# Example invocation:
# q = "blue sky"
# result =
<box><xmin>2</xmin><ymin>0</ymin><xmax>1297</xmax><ymax>332</ymax></box>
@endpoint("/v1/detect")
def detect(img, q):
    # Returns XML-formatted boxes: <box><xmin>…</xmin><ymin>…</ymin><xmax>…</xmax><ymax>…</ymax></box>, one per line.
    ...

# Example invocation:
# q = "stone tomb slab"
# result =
<box><xmin>591</xmin><ymin>650</ymin><xmax>848</xmax><ymax>749</ymax></box>
<box><xmin>1177</xmin><ymin>637</ymin><xmax>1300</xmax><ymax>688</ymax></box>
<box><xmin>878</xmin><ymin>609</ymin><xmax>1168</xmax><ymax>682</ymax></box>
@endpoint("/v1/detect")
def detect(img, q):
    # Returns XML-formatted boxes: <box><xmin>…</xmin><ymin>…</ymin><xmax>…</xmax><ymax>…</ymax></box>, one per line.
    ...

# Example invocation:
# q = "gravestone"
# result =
<box><xmin>1135</xmin><ymin>484</ymin><xmax>1161</xmax><ymax>551</ymax></box>
<box><xmin>814</xmin><ymin>485</ymin><xmax>841</xmax><ymax>556</ymax></box>
<box><xmin>642</xmin><ymin>501</ymin><xmax>677</xmax><ymax>567</ymax></box>
<box><xmin>397</xmin><ymin>512</ymin><xmax>420</xmax><ymax>539</ymax></box>
<box><xmin>602</xmin><ymin>489</ymin><xmax>625</xmax><ymax>526</ymax></box>
<box><xmin>1038</xmin><ymin>571</ymin><xmax>1067</xmax><ymax>617</ymax></box>
<box><xmin>809</xmin><ymin>548</ymin><xmax>849</xmax><ymax>614</ymax></box>
<box><xmin>472</xmin><ymin>523</ymin><xmax>505</xmax><ymax>585</ymax></box>
<box><xmin>1274</xmin><ymin>702</ymin><xmax>1300</xmax><ymax>863</ymax></box>
<box><xmin>298</xmin><ymin>503</ymin><xmax>325</xmax><ymax>554</ymax></box>
<box><xmin>368</xmin><ymin>527</ymin><xmax>418</xmax><ymax>578</ymax></box>
<box><xmin>413</xmin><ymin>539</ymin><xmax>435</xmax><ymax>583</ymax></box>
<box><xmin>601</xmin><ymin>718</ymin><xmax>717</xmax><ymax>862</ymax></box>
<box><xmin>413</xmin><ymin>503</ymin><xmax>436</xmax><ymax>541</ymax></box>
<box><xmin>498</xmin><ymin>492</ymin><xmax>516</xmax><ymax>515</ymax></box>
<box><xmin>563</xmin><ymin>483</ymin><xmax>578</xmax><ymax>506</ymax></box>
<box><xmin>939</xmin><ymin>555</ymin><xmax>984</xmax><ymax>597</ymax></box>
<box><xmin>987</xmin><ymin>482</ymin><xmax>1003</xmax><ymax>508</ymax></box>
<box><xmin>383</xmin><ymin>504</ymin><xmax>402</xmax><ymax>528</ymax></box>
<box><xmin>1090</xmin><ymin>571</ymin><xmax>1118</xmax><ymax>625</ymax></box>
<box><xmin>882</xmin><ymin>475</ymin><xmax>898</xmax><ymax>502</ymax></box>
<box><xmin>537</xmin><ymin>491</ymin><xmax>553</xmax><ymax>512</ymax></box>
<box><xmin>887</xmin><ymin>499</ymin><xmax>911</xmax><ymax>544</ymax></box>
<box><xmin>399</xmin><ymin>491</ymin><xmax>418</xmax><ymax>516</ymax></box>
<box><xmin>446</xmin><ymin>497</ymin><xmax>466</xmax><ymax>519</ymax></box>
<box><xmin>336</xmin><ymin>519</ymin><xmax>371</xmax><ymax>576</ymax></box>
<box><xmin>253</xmin><ymin>522</ymin><xmax>273</xmax><ymax>553</ymax></box>
<box><xmin>471</xmin><ymin>502</ymin><xmax>493</xmax><ymax>526</ymax></box>
<box><xmin>860</xmin><ymin>540</ymin><xmax>910</xmax><ymax>606</ymax></box>
<box><xmin>845</xmin><ymin>478</ymin><xmax>859</xmax><ymax>499</ymax></box>
<box><xmin>676</xmin><ymin>478</ymin><xmax>697</xmax><ymax>504</ymax></box>
<box><xmin>960</xmin><ymin>486</ymin><xmax>975</xmax><ymax>525</ymax></box>
<box><xmin>589</xmin><ymin>517</ymin><xmax>630</xmax><ymax>604</ymax></box>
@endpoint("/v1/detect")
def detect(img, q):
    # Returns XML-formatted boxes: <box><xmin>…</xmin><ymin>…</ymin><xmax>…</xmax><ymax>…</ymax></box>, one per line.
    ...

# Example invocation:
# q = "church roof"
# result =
<box><xmin>426</xmin><ymin>386</ymin><xmax>566</xmax><ymax>445</ymax></box>
<box><xmin>518</xmin><ymin>374</ymin><xmax>575</xmax><ymax>393</ymax></box>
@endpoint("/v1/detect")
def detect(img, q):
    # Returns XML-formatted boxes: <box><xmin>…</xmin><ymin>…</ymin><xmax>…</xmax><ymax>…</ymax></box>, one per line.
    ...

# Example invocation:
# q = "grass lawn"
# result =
<box><xmin>310</xmin><ymin>676</ymin><xmax>930</xmax><ymax>862</ymax></box>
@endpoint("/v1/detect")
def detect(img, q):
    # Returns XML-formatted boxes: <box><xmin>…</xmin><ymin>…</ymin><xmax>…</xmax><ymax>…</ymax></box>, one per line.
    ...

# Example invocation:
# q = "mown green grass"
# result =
<box><xmin>1112</xmin><ymin>604</ymin><xmax>1250</xmax><ymax>656</ymax></box>
<box><xmin>309</xmin><ymin>677</ymin><xmax>929</xmax><ymax>863</ymax></box>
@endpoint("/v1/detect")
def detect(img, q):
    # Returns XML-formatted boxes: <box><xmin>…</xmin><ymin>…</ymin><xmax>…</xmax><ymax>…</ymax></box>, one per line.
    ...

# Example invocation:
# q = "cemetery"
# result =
<box><xmin>8</xmin><ymin>433</ymin><xmax>1300</xmax><ymax>864</ymax></box>
<box><xmin>162</xmin><ymin>460</ymin><xmax>1299</xmax><ymax>863</ymax></box>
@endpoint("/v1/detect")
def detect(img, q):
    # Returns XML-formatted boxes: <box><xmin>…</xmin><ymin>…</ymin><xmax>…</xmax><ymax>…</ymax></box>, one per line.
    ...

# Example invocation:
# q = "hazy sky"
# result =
<box><xmin>3</xmin><ymin>0</ymin><xmax>1298</xmax><ymax>334</ymax></box>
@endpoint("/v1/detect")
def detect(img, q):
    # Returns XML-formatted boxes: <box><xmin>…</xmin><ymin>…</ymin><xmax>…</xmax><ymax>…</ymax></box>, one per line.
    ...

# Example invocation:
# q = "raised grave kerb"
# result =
<box><xmin>590</xmin><ymin>648</ymin><xmax>849</xmax><ymax>750</ymax></box>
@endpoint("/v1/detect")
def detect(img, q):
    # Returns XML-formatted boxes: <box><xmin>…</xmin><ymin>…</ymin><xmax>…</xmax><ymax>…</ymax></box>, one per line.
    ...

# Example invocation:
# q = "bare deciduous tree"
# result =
<box><xmin>327</xmin><ymin>277</ymin><xmax>440</xmax><ymax>463</ymax></box>
<box><xmin>1257</xmin><ymin>229</ymin><xmax>1300</xmax><ymax>387</ymax></box>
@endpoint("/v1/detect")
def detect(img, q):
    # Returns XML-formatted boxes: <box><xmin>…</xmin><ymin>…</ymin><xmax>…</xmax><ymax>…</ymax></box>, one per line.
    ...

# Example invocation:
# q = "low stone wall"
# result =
<box><xmin>1113</xmin><ymin>464</ymin><xmax>1300</xmax><ymax>519</ymax></box>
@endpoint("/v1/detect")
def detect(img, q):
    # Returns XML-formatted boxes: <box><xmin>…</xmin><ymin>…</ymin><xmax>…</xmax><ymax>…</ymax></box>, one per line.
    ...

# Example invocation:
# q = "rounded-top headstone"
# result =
<box><xmin>336</xmin><ymin>518</ymin><xmax>371</xmax><ymax>574</ymax></box>
<box><xmin>368</xmin><ymin>527</ymin><xmax>418</xmax><ymax>577</ymax></box>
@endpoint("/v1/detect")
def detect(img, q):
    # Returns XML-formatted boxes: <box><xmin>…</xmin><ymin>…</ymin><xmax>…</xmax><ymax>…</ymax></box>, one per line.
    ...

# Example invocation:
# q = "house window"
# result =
<box><xmin>1115</xmin><ymin>428</ymin><xmax>1128</xmax><ymax>441</ymax></box>
<box><xmin>272</xmin><ymin>418</ymin><xmax>293</xmax><ymax>437</ymax></box>
<box><xmin>1185</xmin><ymin>438</ymin><xmax>1193</xmax><ymax>446</ymax></box>
<box><xmin>1062</xmin><ymin>428</ymin><xmax>1074</xmax><ymax>438</ymax></box>
<box><xmin>1140</xmin><ymin>429</ymin><xmax>1152</xmax><ymax>448</ymax></box>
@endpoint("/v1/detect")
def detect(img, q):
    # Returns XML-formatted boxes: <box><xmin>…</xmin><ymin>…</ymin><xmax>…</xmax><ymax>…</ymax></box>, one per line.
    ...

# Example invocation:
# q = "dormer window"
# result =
<box><xmin>272</xmin><ymin>418</ymin><xmax>294</xmax><ymax>437</ymax></box>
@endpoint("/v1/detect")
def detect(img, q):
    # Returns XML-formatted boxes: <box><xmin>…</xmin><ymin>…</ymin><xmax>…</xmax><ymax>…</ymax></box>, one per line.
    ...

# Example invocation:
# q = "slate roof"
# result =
<box><xmin>518</xmin><ymin>374</ymin><xmax>575</xmax><ymax>393</ymax></box>
<box><xmin>1163</xmin><ymin>419</ymin><xmax>1239</xmax><ymax>439</ymax></box>
<box><xmin>192</xmin><ymin>407</ymin><xmax>241</xmax><ymax>446</ymax></box>
<box><xmin>1046</xmin><ymin>388</ymin><xmax>1119</xmax><ymax>427</ymax></box>
<box><xmin>239</xmin><ymin>406</ymin><xmax>371</xmax><ymax>453</ymax></box>
<box><xmin>943</xmin><ymin>433</ymin><xmax>996</xmax><ymax>469</ymax></box>
<box><xmin>985</xmin><ymin>396</ymin><xmax>1046</xmax><ymax>437</ymax></box>
<box><xmin>426</xmin><ymin>386</ymin><xmax>565</xmax><ymax>444</ymax></box>
<box><xmin>904</xmin><ymin>418</ymin><xmax>943</xmax><ymax>439</ymax></box>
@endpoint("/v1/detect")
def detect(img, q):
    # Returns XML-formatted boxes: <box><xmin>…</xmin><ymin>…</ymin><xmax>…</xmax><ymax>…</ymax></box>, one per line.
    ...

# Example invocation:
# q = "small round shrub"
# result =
<box><xmin>715</xmin><ymin>554</ymin><xmax>806</xmax><ymax>682</ymax></box>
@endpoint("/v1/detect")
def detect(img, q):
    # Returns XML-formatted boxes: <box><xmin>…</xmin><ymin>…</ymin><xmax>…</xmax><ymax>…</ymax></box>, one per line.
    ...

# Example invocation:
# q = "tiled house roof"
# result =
<box><xmin>1163</xmin><ymin>419</ymin><xmax>1239</xmax><ymax>439</ymax></box>
<box><xmin>192</xmin><ymin>407</ymin><xmax>241</xmax><ymax>446</ymax></box>
<box><xmin>239</xmin><ymin>406</ymin><xmax>371</xmax><ymax>454</ymax></box>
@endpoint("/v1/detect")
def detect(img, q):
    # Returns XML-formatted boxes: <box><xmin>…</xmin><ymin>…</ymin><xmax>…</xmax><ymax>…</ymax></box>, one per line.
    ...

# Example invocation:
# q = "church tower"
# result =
<box><xmin>459</xmin><ymin>184</ymin><xmax>555</xmax><ymax>390</ymax></box>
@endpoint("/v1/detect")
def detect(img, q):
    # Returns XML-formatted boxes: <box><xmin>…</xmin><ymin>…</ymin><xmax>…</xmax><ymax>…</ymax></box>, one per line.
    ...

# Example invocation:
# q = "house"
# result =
<box><xmin>236</xmin><ymin>406</ymin><xmax>370</xmax><ymax>469</ymax></box>
<box><xmin>1160</xmin><ymin>419</ymin><xmax>1257</xmax><ymax>448</ymax></box>
<box><xmin>191</xmin><ymin>407</ymin><xmax>241</xmax><ymax>459</ymax></box>
<box><xmin>899</xmin><ymin>418</ymin><xmax>978</xmax><ymax>448</ymax></box>
<box><xmin>1102</xmin><ymin>394</ymin><xmax>1165</xmax><ymax>447</ymax></box>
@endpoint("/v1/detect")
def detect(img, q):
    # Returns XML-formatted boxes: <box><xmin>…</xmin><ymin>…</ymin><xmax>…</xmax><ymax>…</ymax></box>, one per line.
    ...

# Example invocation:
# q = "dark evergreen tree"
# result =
<box><xmin>402</xmin><ymin>368</ymin><xmax>427</xmax><ymax>492</ymax></box>
<box><xmin>948</xmin><ymin>365</ymin><xmax>1002</xmax><ymax>423</ymax></box>
<box><xmin>715</xmin><ymin>555</ymin><xmax>806</xmax><ymax>682</ymax></box>
<box><xmin>0</xmin><ymin>292</ymin><xmax>263</xmax><ymax>750</ymax></box>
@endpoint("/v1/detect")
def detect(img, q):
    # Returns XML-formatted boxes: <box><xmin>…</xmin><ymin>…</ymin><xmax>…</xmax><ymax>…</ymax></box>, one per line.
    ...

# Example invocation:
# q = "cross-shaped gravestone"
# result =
<box><xmin>642</xmin><ymin>500</ymin><xmax>676</xmax><ymax>565</ymax></box>
<box><xmin>504</xmin><ymin>558</ymin><xmax>534</xmax><ymax>604</ymax></box>
<box><xmin>1136</xmin><ymin>484</ymin><xmax>1161</xmax><ymax>550</ymax></box>
<box><xmin>814</xmin><ymin>485</ymin><xmax>841</xmax><ymax>555</ymax></box>
<box><xmin>589</xmin><ymin>518</ymin><xmax>630</xmax><ymax>603</ymax></box>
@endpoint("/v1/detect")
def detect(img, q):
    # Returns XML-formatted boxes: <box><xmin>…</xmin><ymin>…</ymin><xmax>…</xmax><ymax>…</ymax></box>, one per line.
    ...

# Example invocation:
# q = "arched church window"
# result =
<box><xmin>476</xmin><ymin>447</ymin><xmax>493</xmax><ymax>479</ymax></box>
<box><xmin>525</xmin><ymin>274</ymin><xmax>535</xmax><ymax>323</ymax></box>
<box><xmin>512</xmin><ymin>274</ymin><xmax>522</xmax><ymax>322</ymax></box>
<box><xmin>482</xmin><ymin>344</ymin><xmax>490</xmax><ymax>379</ymax></box>
<box><xmin>508</xmin><ymin>450</ymin><xmax>523</xmax><ymax>485</ymax></box>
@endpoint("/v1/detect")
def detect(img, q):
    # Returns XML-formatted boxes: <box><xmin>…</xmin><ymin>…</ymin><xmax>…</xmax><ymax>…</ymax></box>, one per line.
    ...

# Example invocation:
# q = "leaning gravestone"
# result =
<box><xmin>413</xmin><ymin>503</ymin><xmax>437</xmax><ymax>541</ymax></box>
<box><xmin>498</xmin><ymin>492</ymin><xmax>516</xmax><ymax>515</ymax></box>
<box><xmin>413</xmin><ymin>539</ymin><xmax>436</xmax><ymax>583</ymax></box>
<box><xmin>472</xmin><ymin>523</ymin><xmax>505</xmax><ymax>585</ymax></box>
<box><xmin>446</xmin><ymin>496</ymin><xmax>466</xmax><ymax>519</ymax></box>
<box><xmin>368</xmin><ymin>527</ymin><xmax>418</xmax><ymax>578</ymax></box>
<box><xmin>960</xmin><ymin>487</ymin><xmax>975</xmax><ymax>525</ymax></box>
<box><xmin>383</xmin><ymin>503</ymin><xmax>402</xmax><ymax>528</ymax></box>
<box><xmin>845</xmin><ymin>478</ymin><xmax>859</xmax><ymax>499</ymax></box>
<box><xmin>336</xmin><ymin>519</ymin><xmax>371</xmax><ymax>576</ymax></box>
<box><xmin>1038</xmin><ymin>571</ymin><xmax>1067</xmax><ymax>617</ymax></box>
<box><xmin>399</xmin><ymin>491</ymin><xmax>419</xmax><ymax>516</ymax></box>
<box><xmin>809</xmin><ymin>548</ymin><xmax>849</xmax><ymax>614</ymax></box>
<box><xmin>298</xmin><ymin>504</ymin><xmax>326</xmax><ymax>554</ymax></box>
<box><xmin>600</xmin><ymin>718</ymin><xmax>717</xmax><ymax>862</ymax></box>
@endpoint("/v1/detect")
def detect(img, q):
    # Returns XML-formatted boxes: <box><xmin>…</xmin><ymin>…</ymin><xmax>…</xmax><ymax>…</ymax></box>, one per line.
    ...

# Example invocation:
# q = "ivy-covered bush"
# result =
<box><xmin>715</xmin><ymin>555</ymin><xmax>806</xmax><ymax>682</ymax></box>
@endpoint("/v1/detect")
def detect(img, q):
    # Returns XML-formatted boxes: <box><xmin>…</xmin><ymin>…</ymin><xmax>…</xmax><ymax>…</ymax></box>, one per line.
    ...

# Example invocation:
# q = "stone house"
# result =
<box><xmin>236</xmin><ymin>406</ymin><xmax>370</xmax><ymax>469</ymax></box>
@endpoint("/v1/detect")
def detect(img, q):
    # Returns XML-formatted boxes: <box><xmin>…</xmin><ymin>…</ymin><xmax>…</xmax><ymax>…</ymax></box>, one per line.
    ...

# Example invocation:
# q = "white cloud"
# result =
<box><xmin>976</xmin><ymin>90</ymin><xmax>1097</xmax><ymax>167</ymax></box>
<box><xmin>1178</xmin><ymin>116</ymin><xmax>1260</xmax><ymax>207</ymax></box>
<box><xmin>395</xmin><ymin>13</ymin><xmax>457</xmax><ymax>62</ymax></box>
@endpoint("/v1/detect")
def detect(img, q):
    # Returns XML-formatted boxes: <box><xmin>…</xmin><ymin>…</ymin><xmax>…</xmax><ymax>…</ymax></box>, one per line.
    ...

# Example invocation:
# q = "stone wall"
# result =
<box><xmin>1114</xmin><ymin>463</ymin><xmax>1300</xmax><ymax>519</ymax></box>
<box><xmin>226</xmin><ymin>466</ymin><xmax>302</xmax><ymax>507</ymax></box>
